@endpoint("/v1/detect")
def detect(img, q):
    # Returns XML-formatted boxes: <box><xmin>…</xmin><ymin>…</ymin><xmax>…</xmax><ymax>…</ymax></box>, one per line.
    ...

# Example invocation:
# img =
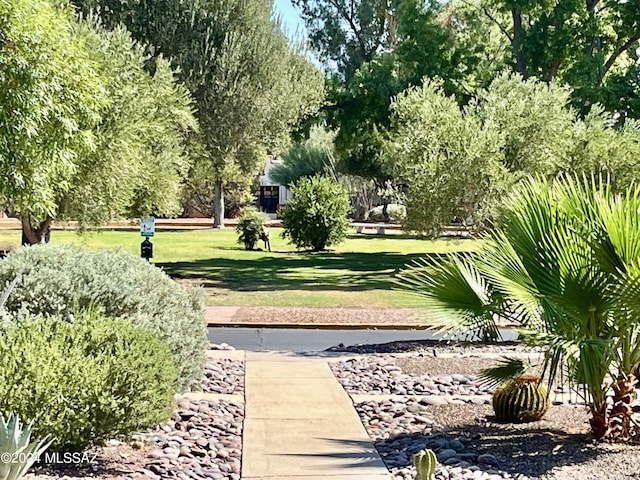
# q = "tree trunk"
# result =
<box><xmin>213</xmin><ymin>180</ymin><xmax>225</xmax><ymax>228</ymax></box>
<box><xmin>382</xmin><ymin>201</ymin><xmax>390</xmax><ymax>223</ymax></box>
<box><xmin>21</xmin><ymin>215</ymin><xmax>52</xmax><ymax>246</ymax></box>
<box><xmin>589</xmin><ymin>401</ymin><xmax>609</xmax><ymax>440</ymax></box>
<box><xmin>607</xmin><ymin>373</ymin><xmax>639</xmax><ymax>442</ymax></box>
<box><xmin>511</xmin><ymin>8</ymin><xmax>528</xmax><ymax>79</ymax></box>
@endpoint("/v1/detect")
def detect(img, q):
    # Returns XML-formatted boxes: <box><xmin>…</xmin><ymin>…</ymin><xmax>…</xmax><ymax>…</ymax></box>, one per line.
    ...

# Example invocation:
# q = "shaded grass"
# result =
<box><xmin>0</xmin><ymin>227</ymin><xmax>477</xmax><ymax>307</ymax></box>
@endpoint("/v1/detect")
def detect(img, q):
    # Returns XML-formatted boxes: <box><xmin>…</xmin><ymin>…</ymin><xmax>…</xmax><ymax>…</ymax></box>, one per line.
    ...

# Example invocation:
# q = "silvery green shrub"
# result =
<box><xmin>0</xmin><ymin>244</ymin><xmax>206</xmax><ymax>391</ymax></box>
<box><xmin>0</xmin><ymin>313</ymin><xmax>177</xmax><ymax>451</ymax></box>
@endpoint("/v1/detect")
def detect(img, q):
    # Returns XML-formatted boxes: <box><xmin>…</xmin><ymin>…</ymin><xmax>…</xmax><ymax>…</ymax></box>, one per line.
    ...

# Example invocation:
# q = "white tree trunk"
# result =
<box><xmin>213</xmin><ymin>180</ymin><xmax>225</xmax><ymax>228</ymax></box>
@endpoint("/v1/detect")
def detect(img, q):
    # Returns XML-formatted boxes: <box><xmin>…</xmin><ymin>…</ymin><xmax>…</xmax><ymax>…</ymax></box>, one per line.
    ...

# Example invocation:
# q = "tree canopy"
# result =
<box><xmin>74</xmin><ymin>0</ymin><xmax>325</xmax><ymax>226</ymax></box>
<box><xmin>61</xmin><ymin>20</ymin><xmax>198</xmax><ymax>228</ymax></box>
<box><xmin>0</xmin><ymin>0</ymin><xmax>106</xmax><ymax>243</ymax></box>
<box><xmin>386</xmin><ymin>73</ymin><xmax>640</xmax><ymax>236</ymax></box>
<box><xmin>0</xmin><ymin>0</ymin><xmax>198</xmax><ymax>243</ymax></box>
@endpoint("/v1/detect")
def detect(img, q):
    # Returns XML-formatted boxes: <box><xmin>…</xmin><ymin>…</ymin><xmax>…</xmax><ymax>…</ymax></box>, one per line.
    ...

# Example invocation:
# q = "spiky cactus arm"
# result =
<box><xmin>413</xmin><ymin>449</ymin><xmax>437</xmax><ymax>480</ymax></box>
<box><xmin>607</xmin><ymin>373</ymin><xmax>640</xmax><ymax>443</ymax></box>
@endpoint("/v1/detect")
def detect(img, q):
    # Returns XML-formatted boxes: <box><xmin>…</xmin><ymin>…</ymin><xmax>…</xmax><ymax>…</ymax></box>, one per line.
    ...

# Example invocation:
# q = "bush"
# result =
<box><xmin>365</xmin><ymin>203</ymin><xmax>406</xmax><ymax>223</ymax></box>
<box><xmin>236</xmin><ymin>207</ymin><xmax>268</xmax><ymax>250</ymax></box>
<box><xmin>280</xmin><ymin>175</ymin><xmax>350</xmax><ymax>251</ymax></box>
<box><xmin>0</xmin><ymin>244</ymin><xmax>206</xmax><ymax>391</ymax></box>
<box><xmin>0</xmin><ymin>312</ymin><xmax>177</xmax><ymax>452</ymax></box>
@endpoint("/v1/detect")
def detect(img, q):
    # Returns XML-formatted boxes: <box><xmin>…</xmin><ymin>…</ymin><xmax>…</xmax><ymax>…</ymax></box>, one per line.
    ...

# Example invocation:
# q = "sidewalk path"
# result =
<box><xmin>241</xmin><ymin>352</ymin><xmax>391</xmax><ymax>479</ymax></box>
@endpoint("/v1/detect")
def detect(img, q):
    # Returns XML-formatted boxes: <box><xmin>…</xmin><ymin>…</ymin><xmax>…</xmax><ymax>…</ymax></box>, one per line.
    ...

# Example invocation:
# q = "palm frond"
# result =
<box><xmin>395</xmin><ymin>253</ymin><xmax>502</xmax><ymax>341</ymax></box>
<box><xmin>479</xmin><ymin>356</ymin><xmax>530</xmax><ymax>388</ymax></box>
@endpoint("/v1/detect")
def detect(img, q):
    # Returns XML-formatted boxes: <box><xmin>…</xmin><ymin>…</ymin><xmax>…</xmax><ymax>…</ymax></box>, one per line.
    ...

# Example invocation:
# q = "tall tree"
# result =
<box><xmin>293</xmin><ymin>0</ymin><xmax>399</xmax><ymax>80</ymax></box>
<box><xmin>298</xmin><ymin>0</ymin><xmax>477</xmax><ymax>196</ymax></box>
<box><xmin>0</xmin><ymin>1</ymin><xmax>197</xmax><ymax>244</ymax></box>
<box><xmin>61</xmin><ymin>20</ymin><xmax>198</xmax><ymax>229</ymax></box>
<box><xmin>386</xmin><ymin>73</ymin><xmax>640</xmax><ymax>236</ymax></box>
<box><xmin>480</xmin><ymin>0</ymin><xmax>640</xmax><ymax>115</ymax></box>
<box><xmin>74</xmin><ymin>0</ymin><xmax>324</xmax><ymax>227</ymax></box>
<box><xmin>385</xmin><ymin>79</ymin><xmax>505</xmax><ymax>235</ymax></box>
<box><xmin>0</xmin><ymin>0</ymin><xmax>106</xmax><ymax>244</ymax></box>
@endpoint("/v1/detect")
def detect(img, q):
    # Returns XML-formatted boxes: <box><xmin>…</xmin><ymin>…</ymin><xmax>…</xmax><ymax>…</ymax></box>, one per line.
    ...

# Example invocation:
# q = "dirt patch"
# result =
<box><xmin>395</xmin><ymin>354</ymin><xmax>504</xmax><ymax>376</ymax></box>
<box><xmin>229</xmin><ymin>306</ymin><xmax>422</xmax><ymax>326</ymax></box>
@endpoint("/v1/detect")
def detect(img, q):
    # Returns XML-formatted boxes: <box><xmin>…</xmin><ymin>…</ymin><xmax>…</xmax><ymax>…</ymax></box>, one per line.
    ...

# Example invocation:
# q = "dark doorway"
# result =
<box><xmin>259</xmin><ymin>186</ymin><xmax>279</xmax><ymax>213</ymax></box>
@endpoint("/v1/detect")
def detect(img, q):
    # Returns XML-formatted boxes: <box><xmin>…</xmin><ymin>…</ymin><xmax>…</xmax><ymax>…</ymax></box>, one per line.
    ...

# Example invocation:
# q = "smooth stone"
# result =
<box><xmin>447</xmin><ymin>440</ymin><xmax>465</xmax><ymax>451</ymax></box>
<box><xmin>437</xmin><ymin>448</ymin><xmax>458</xmax><ymax>461</ymax></box>
<box><xmin>420</xmin><ymin>396</ymin><xmax>449</xmax><ymax>406</ymax></box>
<box><xmin>477</xmin><ymin>453</ymin><xmax>501</xmax><ymax>468</ymax></box>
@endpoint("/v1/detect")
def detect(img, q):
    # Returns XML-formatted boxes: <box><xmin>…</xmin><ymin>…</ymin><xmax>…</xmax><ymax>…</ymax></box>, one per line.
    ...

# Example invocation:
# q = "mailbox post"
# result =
<box><xmin>140</xmin><ymin>216</ymin><xmax>155</xmax><ymax>261</ymax></box>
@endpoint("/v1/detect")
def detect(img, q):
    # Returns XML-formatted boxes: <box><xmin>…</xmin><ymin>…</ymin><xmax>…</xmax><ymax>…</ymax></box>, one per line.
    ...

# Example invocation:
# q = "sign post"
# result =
<box><xmin>140</xmin><ymin>216</ymin><xmax>154</xmax><ymax>260</ymax></box>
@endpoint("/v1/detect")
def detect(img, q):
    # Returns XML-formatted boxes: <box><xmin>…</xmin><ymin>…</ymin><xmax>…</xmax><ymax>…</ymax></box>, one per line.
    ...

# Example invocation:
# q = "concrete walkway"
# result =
<box><xmin>241</xmin><ymin>352</ymin><xmax>391</xmax><ymax>480</ymax></box>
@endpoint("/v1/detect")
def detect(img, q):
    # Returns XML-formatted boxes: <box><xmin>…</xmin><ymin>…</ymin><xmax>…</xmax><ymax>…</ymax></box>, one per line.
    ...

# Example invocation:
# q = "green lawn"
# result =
<box><xmin>0</xmin><ymin>227</ymin><xmax>476</xmax><ymax>307</ymax></box>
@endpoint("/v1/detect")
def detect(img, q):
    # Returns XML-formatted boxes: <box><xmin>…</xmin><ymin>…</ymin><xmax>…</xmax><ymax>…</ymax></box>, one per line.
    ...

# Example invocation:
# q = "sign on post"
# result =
<box><xmin>140</xmin><ymin>216</ymin><xmax>155</xmax><ymax>237</ymax></box>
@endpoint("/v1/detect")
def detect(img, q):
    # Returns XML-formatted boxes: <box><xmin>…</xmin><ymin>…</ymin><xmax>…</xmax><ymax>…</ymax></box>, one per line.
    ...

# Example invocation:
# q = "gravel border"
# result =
<box><xmin>330</xmin><ymin>346</ymin><xmax>640</xmax><ymax>480</ymax></box>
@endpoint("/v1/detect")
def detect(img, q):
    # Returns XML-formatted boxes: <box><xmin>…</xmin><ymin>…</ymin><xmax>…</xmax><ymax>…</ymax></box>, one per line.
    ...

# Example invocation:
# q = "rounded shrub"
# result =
<box><xmin>0</xmin><ymin>244</ymin><xmax>206</xmax><ymax>391</ymax></box>
<box><xmin>280</xmin><ymin>174</ymin><xmax>350</xmax><ymax>251</ymax></box>
<box><xmin>236</xmin><ymin>207</ymin><xmax>268</xmax><ymax>250</ymax></box>
<box><xmin>492</xmin><ymin>374</ymin><xmax>549</xmax><ymax>423</ymax></box>
<box><xmin>365</xmin><ymin>203</ymin><xmax>406</xmax><ymax>223</ymax></box>
<box><xmin>0</xmin><ymin>312</ymin><xmax>177</xmax><ymax>452</ymax></box>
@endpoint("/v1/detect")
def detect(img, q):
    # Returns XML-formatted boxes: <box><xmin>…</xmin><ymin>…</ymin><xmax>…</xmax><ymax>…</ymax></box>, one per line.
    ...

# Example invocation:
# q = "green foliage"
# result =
<box><xmin>0</xmin><ymin>413</ymin><xmax>53</xmax><ymax>480</ymax></box>
<box><xmin>473</xmin><ymin>72</ymin><xmax>575</xmax><ymax>177</ymax></box>
<box><xmin>396</xmin><ymin>176</ymin><xmax>640</xmax><ymax>441</ymax></box>
<box><xmin>0</xmin><ymin>313</ymin><xmax>177</xmax><ymax>452</ymax></box>
<box><xmin>479</xmin><ymin>356</ymin><xmax>530</xmax><ymax>388</ymax></box>
<box><xmin>280</xmin><ymin>175</ymin><xmax>350</xmax><ymax>251</ymax></box>
<box><xmin>61</xmin><ymin>20</ymin><xmax>198</xmax><ymax>227</ymax></box>
<box><xmin>413</xmin><ymin>448</ymin><xmax>437</xmax><ymax>480</ymax></box>
<box><xmin>0</xmin><ymin>244</ymin><xmax>206</xmax><ymax>391</ymax></box>
<box><xmin>181</xmin><ymin>157</ymin><xmax>255</xmax><ymax>218</ymax></box>
<box><xmin>387</xmin><ymin>73</ymin><xmax>640</xmax><ymax>235</ymax></box>
<box><xmin>293</xmin><ymin>0</ymin><xmax>397</xmax><ymax>80</ymax></box>
<box><xmin>480</xmin><ymin>0</ymin><xmax>640</xmax><ymax>116</ymax></box>
<box><xmin>366</xmin><ymin>204</ymin><xmax>406</xmax><ymax>223</ymax></box>
<box><xmin>0</xmin><ymin>0</ymin><xmax>107</xmax><ymax>242</ymax></box>
<box><xmin>270</xmin><ymin>127</ymin><xmax>336</xmax><ymax>187</ymax></box>
<box><xmin>492</xmin><ymin>374</ymin><xmax>549</xmax><ymax>423</ymax></box>
<box><xmin>385</xmin><ymin>79</ymin><xmax>505</xmax><ymax>236</ymax></box>
<box><xmin>236</xmin><ymin>208</ymin><xmax>268</xmax><ymax>250</ymax></box>
<box><xmin>565</xmin><ymin>107</ymin><xmax>640</xmax><ymax>190</ymax></box>
<box><xmin>74</xmin><ymin>0</ymin><xmax>325</xmax><ymax>226</ymax></box>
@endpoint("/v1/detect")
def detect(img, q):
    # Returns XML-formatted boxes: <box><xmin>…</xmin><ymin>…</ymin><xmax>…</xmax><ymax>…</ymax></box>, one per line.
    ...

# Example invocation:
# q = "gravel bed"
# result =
<box><xmin>201</xmin><ymin>359</ymin><xmax>244</xmax><ymax>395</ymax></box>
<box><xmin>395</xmin><ymin>355</ymin><xmax>508</xmax><ymax>377</ymax></box>
<box><xmin>27</xmin><ymin>399</ymin><xmax>243</xmax><ymax>480</ymax></box>
<box><xmin>337</xmin><ymin>345</ymin><xmax>640</xmax><ymax>480</ymax></box>
<box><xmin>139</xmin><ymin>398</ymin><xmax>243</xmax><ymax>480</ymax></box>
<box><xmin>326</xmin><ymin>339</ymin><xmax>530</xmax><ymax>355</ymax></box>
<box><xmin>331</xmin><ymin>356</ymin><xmax>494</xmax><ymax>396</ymax></box>
<box><xmin>357</xmin><ymin>398</ymin><xmax>640</xmax><ymax>480</ymax></box>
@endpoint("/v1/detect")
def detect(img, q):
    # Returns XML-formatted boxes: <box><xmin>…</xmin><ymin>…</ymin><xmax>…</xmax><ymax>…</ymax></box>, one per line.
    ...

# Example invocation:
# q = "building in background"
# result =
<box><xmin>257</xmin><ymin>156</ymin><xmax>291</xmax><ymax>219</ymax></box>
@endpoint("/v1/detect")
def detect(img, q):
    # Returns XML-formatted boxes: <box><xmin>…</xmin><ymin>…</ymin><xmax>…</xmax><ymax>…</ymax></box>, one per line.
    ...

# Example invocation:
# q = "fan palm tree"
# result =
<box><xmin>397</xmin><ymin>176</ymin><xmax>640</xmax><ymax>442</ymax></box>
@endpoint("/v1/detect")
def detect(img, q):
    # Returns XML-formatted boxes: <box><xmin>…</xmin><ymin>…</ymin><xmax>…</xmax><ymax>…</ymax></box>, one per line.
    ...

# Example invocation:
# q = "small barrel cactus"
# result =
<box><xmin>492</xmin><ymin>374</ymin><xmax>549</xmax><ymax>422</ymax></box>
<box><xmin>413</xmin><ymin>448</ymin><xmax>437</xmax><ymax>480</ymax></box>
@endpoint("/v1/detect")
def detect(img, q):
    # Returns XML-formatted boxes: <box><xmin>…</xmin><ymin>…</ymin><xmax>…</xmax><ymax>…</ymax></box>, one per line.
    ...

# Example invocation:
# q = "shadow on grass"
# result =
<box><xmin>159</xmin><ymin>252</ymin><xmax>443</xmax><ymax>292</ymax></box>
<box><xmin>375</xmin><ymin>417</ymin><xmax>608</xmax><ymax>477</ymax></box>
